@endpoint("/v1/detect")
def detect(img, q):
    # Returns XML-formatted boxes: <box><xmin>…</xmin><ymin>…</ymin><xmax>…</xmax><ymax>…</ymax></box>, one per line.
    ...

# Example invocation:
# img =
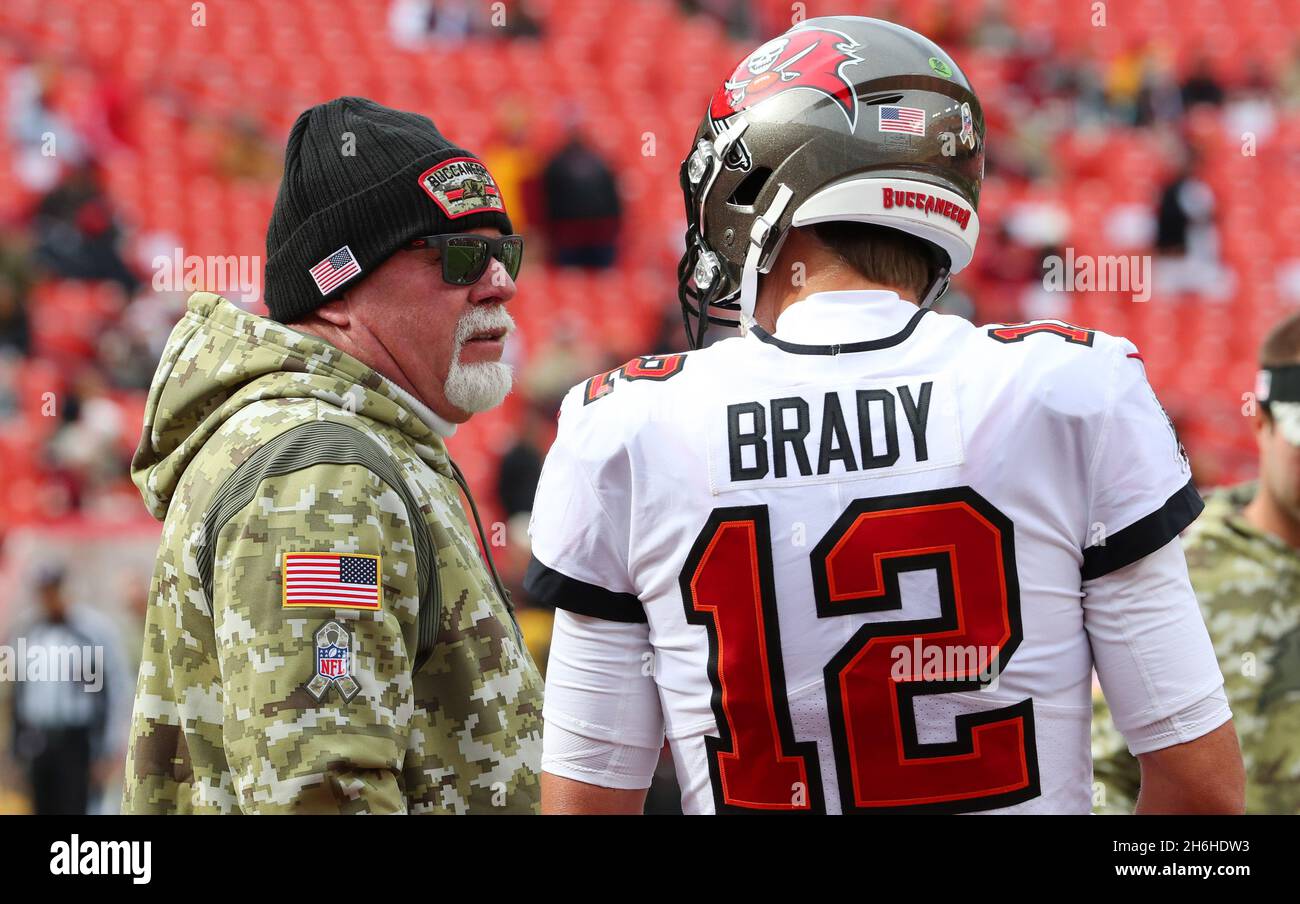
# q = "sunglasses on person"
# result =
<box><xmin>404</xmin><ymin>233</ymin><xmax>525</xmax><ymax>285</ymax></box>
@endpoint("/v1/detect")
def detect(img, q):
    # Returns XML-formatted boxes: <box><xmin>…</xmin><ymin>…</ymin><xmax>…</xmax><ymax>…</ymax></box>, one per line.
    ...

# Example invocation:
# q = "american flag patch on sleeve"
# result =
<box><xmin>281</xmin><ymin>552</ymin><xmax>382</xmax><ymax>610</ymax></box>
<box><xmin>309</xmin><ymin>245</ymin><xmax>362</xmax><ymax>295</ymax></box>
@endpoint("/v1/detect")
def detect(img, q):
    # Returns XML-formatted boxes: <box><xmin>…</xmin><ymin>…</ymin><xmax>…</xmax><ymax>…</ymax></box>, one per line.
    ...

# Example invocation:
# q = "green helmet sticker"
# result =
<box><xmin>929</xmin><ymin>57</ymin><xmax>953</xmax><ymax>78</ymax></box>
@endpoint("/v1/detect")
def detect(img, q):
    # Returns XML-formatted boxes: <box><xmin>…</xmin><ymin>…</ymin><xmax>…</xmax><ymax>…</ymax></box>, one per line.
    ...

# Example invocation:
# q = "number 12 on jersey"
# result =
<box><xmin>680</xmin><ymin>488</ymin><xmax>1041</xmax><ymax>814</ymax></box>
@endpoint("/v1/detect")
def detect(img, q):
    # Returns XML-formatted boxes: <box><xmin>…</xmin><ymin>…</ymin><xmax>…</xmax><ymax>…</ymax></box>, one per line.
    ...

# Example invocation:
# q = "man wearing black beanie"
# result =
<box><xmin>123</xmin><ymin>97</ymin><xmax>544</xmax><ymax>814</ymax></box>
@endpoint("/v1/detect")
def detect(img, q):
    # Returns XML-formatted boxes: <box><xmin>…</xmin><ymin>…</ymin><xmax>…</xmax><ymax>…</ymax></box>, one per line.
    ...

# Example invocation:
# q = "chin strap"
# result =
<box><xmin>738</xmin><ymin>183</ymin><xmax>795</xmax><ymax>333</ymax></box>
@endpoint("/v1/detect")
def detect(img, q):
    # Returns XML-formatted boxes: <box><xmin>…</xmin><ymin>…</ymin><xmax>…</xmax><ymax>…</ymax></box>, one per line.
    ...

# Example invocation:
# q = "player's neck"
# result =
<box><xmin>1242</xmin><ymin>489</ymin><xmax>1300</xmax><ymax>550</ymax></box>
<box><xmin>752</xmin><ymin>227</ymin><xmax>917</xmax><ymax>333</ymax></box>
<box><xmin>755</xmin><ymin>276</ymin><xmax>915</xmax><ymax>334</ymax></box>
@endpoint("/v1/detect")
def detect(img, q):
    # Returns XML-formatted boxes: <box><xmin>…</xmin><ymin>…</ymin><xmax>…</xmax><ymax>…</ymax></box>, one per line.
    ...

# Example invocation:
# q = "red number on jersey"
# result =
<box><xmin>987</xmin><ymin>322</ymin><xmax>1095</xmax><ymax>345</ymax></box>
<box><xmin>681</xmin><ymin>507</ymin><xmax>823</xmax><ymax>812</ymax></box>
<box><xmin>583</xmin><ymin>355</ymin><xmax>686</xmax><ymax>404</ymax></box>
<box><xmin>681</xmin><ymin>488</ymin><xmax>1040</xmax><ymax>814</ymax></box>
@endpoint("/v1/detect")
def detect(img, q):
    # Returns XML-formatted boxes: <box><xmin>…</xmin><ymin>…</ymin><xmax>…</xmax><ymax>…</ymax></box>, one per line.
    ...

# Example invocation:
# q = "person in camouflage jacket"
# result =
<box><xmin>122</xmin><ymin>98</ymin><xmax>543</xmax><ymax>813</ymax></box>
<box><xmin>1093</xmin><ymin>314</ymin><xmax>1300</xmax><ymax>814</ymax></box>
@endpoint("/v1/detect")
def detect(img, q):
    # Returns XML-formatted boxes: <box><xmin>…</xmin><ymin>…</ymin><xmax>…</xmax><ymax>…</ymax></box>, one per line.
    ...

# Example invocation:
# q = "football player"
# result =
<box><xmin>525</xmin><ymin>16</ymin><xmax>1244</xmax><ymax>814</ymax></box>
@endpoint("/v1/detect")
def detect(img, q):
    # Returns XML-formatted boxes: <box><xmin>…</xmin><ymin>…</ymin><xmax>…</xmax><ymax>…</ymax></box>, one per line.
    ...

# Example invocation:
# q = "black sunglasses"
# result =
<box><xmin>404</xmin><ymin>233</ymin><xmax>524</xmax><ymax>285</ymax></box>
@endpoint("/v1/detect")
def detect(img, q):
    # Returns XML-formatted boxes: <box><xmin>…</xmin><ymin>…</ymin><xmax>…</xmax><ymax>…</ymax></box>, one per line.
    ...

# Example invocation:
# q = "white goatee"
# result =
<box><xmin>443</xmin><ymin>304</ymin><xmax>515</xmax><ymax>413</ymax></box>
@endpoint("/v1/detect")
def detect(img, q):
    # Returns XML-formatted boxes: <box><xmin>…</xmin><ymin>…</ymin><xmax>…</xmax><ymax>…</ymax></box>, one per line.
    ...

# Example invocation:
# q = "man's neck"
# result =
<box><xmin>384</xmin><ymin>379</ymin><xmax>459</xmax><ymax>438</ymax></box>
<box><xmin>1242</xmin><ymin>490</ymin><xmax>1300</xmax><ymax>551</ymax></box>
<box><xmin>286</xmin><ymin>319</ymin><xmax>459</xmax><ymax>437</ymax></box>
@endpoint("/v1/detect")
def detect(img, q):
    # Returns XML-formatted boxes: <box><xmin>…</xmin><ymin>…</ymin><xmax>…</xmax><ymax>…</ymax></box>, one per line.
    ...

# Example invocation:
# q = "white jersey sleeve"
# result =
<box><xmin>540</xmin><ymin>611</ymin><xmax>665</xmax><ymax>790</ymax></box>
<box><xmin>525</xmin><ymin>379</ymin><xmax>644</xmax><ymax>622</ymax></box>
<box><xmin>1080</xmin><ymin>337</ymin><xmax>1202</xmax><ymax>579</ymax></box>
<box><xmin>527</xmin><ymin>373</ymin><xmax>670</xmax><ymax>791</ymax></box>
<box><xmin>1083</xmin><ymin>537</ymin><xmax>1230</xmax><ymax>754</ymax></box>
<box><xmin>1073</xmin><ymin>337</ymin><xmax>1227</xmax><ymax>753</ymax></box>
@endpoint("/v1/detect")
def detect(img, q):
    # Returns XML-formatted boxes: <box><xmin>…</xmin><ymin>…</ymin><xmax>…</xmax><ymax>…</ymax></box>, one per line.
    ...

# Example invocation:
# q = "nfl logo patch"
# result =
<box><xmin>305</xmin><ymin>621</ymin><xmax>361</xmax><ymax>702</ymax></box>
<box><xmin>317</xmin><ymin>642</ymin><xmax>348</xmax><ymax>679</ymax></box>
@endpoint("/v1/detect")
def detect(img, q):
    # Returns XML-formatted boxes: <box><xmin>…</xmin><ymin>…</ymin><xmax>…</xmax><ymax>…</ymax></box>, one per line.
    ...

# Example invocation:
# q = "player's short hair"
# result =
<box><xmin>1260</xmin><ymin>311</ymin><xmax>1300</xmax><ymax>367</ymax></box>
<box><xmin>809</xmin><ymin>222</ymin><xmax>940</xmax><ymax>303</ymax></box>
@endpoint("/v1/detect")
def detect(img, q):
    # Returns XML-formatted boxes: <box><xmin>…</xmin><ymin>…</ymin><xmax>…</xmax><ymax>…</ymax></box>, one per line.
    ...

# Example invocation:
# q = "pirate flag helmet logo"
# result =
<box><xmin>708</xmin><ymin>25</ymin><xmax>865</xmax><ymax>132</ymax></box>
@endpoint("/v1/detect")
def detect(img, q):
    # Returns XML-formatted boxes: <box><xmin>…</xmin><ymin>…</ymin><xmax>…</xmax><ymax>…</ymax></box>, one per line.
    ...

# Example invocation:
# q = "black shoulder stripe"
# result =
<box><xmin>524</xmin><ymin>556</ymin><xmax>647</xmax><ymax>623</ymax></box>
<box><xmin>198</xmin><ymin>419</ymin><xmax>440</xmax><ymax>666</ymax></box>
<box><xmin>1081</xmin><ymin>479</ymin><xmax>1204</xmax><ymax>581</ymax></box>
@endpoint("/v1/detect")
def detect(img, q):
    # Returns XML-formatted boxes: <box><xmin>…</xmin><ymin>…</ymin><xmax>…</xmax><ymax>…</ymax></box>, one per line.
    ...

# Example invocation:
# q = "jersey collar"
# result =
<box><xmin>748</xmin><ymin>290</ymin><xmax>929</xmax><ymax>355</ymax></box>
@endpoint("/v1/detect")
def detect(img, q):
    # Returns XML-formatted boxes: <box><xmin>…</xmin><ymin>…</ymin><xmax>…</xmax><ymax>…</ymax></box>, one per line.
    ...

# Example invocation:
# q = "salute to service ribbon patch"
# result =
<box><xmin>282</xmin><ymin>552</ymin><xmax>382</xmax><ymax>609</ymax></box>
<box><xmin>306</xmin><ymin>620</ymin><xmax>360</xmax><ymax>703</ymax></box>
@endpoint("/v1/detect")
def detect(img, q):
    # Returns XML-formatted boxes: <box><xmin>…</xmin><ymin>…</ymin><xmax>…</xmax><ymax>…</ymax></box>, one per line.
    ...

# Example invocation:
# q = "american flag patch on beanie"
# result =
<box><xmin>309</xmin><ymin>245</ymin><xmax>362</xmax><ymax>295</ymax></box>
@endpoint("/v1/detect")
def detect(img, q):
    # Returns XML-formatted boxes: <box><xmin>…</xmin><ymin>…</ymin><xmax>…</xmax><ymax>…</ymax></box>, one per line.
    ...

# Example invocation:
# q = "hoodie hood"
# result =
<box><xmin>133</xmin><ymin>292</ymin><xmax>453</xmax><ymax>519</ymax></box>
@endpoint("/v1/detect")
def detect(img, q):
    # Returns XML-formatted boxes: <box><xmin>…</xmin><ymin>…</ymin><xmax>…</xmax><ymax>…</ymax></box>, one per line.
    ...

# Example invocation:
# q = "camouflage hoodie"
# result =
<box><xmin>123</xmin><ymin>292</ymin><xmax>543</xmax><ymax>813</ymax></box>
<box><xmin>1092</xmin><ymin>482</ymin><xmax>1300</xmax><ymax>814</ymax></box>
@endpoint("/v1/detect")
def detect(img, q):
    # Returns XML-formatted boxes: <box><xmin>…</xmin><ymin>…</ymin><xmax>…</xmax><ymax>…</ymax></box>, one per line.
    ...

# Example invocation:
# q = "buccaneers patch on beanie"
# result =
<box><xmin>264</xmin><ymin>96</ymin><xmax>512</xmax><ymax>322</ymax></box>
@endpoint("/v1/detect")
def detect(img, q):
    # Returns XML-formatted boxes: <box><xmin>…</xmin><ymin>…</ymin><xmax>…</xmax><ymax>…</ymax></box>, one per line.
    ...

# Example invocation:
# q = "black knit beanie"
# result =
<box><xmin>264</xmin><ymin>96</ymin><xmax>513</xmax><ymax>322</ymax></box>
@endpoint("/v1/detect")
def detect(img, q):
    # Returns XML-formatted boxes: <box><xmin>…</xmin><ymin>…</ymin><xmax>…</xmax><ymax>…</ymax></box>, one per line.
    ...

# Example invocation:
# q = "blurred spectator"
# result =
<box><xmin>32</xmin><ymin>162</ymin><xmax>137</xmax><ymax>293</ymax></box>
<box><xmin>388</xmin><ymin>0</ymin><xmax>437</xmax><ymax>48</ymax></box>
<box><xmin>97</xmin><ymin>321</ymin><xmax>158</xmax><ymax>391</ymax></box>
<box><xmin>216</xmin><ymin>114</ymin><xmax>281</xmax><ymax>182</ymax></box>
<box><xmin>968</xmin><ymin>0</ymin><xmax>1018</xmax><ymax>55</ymax></box>
<box><xmin>1181</xmin><ymin>56</ymin><xmax>1226</xmax><ymax>109</ymax></box>
<box><xmin>497</xmin><ymin>0</ymin><xmax>542</xmax><ymax>38</ymax></box>
<box><xmin>500</xmin><ymin>399</ymin><xmax>558</xmax><ymax>671</ymax></box>
<box><xmin>1104</xmin><ymin>38</ymin><xmax>1149</xmax><ymax>124</ymax></box>
<box><xmin>1224</xmin><ymin>61</ymin><xmax>1278</xmax><ymax>144</ymax></box>
<box><xmin>0</xmin><ymin>224</ymin><xmax>37</xmax><ymax>357</ymax></box>
<box><xmin>0</xmin><ymin>280</ymin><xmax>31</xmax><ymax>358</ymax></box>
<box><xmin>98</xmin><ymin>289</ymin><xmax>188</xmax><ymax>391</ymax></box>
<box><xmin>679</xmin><ymin>0</ymin><xmax>757</xmax><ymax>41</ymax></box>
<box><xmin>933</xmin><ymin>284</ymin><xmax>976</xmax><ymax>321</ymax></box>
<box><xmin>1093</xmin><ymin>312</ymin><xmax>1300</xmax><ymax>814</ymax></box>
<box><xmin>523</xmin><ymin>318</ymin><xmax>606</xmax><ymax>401</ymax></box>
<box><xmin>1281</xmin><ymin>39</ymin><xmax>1300</xmax><ymax>107</ymax></box>
<box><xmin>42</xmin><ymin>367</ymin><xmax>128</xmax><ymax>513</ymax></box>
<box><xmin>8</xmin><ymin>566</ymin><xmax>119</xmax><ymax>815</ymax></box>
<box><xmin>497</xmin><ymin>399</ymin><xmax>553</xmax><ymax>522</ymax></box>
<box><xmin>430</xmin><ymin>0</ymin><xmax>475</xmax><ymax>40</ymax></box>
<box><xmin>540</xmin><ymin>129</ymin><xmax>623</xmax><ymax>269</ymax></box>
<box><xmin>652</xmin><ymin>302</ymin><xmax>688</xmax><ymax>354</ymax></box>
<box><xmin>1132</xmin><ymin>49</ymin><xmax>1184</xmax><ymax>127</ymax></box>
<box><xmin>388</xmin><ymin>0</ymin><xmax>486</xmax><ymax>46</ymax></box>
<box><xmin>1153</xmin><ymin>150</ymin><xmax>1226</xmax><ymax>298</ymax></box>
<box><xmin>970</xmin><ymin>214</ymin><xmax>1065</xmax><ymax>324</ymax></box>
<box><xmin>0</xmin><ymin>355</ymin><xmax>20</xmax><ymax>420</ymax></box>
<box><xmin>483</xmin><ymin>103</ymin><xmax>541</xmax><ymax>234</ymax></box>
<box><xmin>7</xmin><ymin>60</ymin><xmax>87</xmax><ymax>194</ymax></box>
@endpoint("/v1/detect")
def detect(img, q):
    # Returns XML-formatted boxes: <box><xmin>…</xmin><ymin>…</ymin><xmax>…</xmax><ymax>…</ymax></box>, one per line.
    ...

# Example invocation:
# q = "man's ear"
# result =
<box><xmin>1254</xmin><ymin>406</ymin><xmax>1273</xmax><ymax>445</ymax></box>
<box><xmin>312</xmin><ymin>296</ymin><xmax>351</xmax><ymax>328</ymax></box>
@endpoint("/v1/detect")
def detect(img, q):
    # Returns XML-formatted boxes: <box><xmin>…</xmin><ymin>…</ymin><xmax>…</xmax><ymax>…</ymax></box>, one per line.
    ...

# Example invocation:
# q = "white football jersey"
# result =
<box><xmin>527</xmin><ymin>290</ymin><xmax>1227</xmax><ymax>814</ymax></box>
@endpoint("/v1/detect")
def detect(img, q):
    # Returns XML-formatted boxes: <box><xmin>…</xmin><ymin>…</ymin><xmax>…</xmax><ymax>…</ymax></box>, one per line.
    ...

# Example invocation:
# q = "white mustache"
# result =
<box><xmin>454</xmin><ymin>304</ymin><xmax>516</xmax><ymax>349</ymax></box>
